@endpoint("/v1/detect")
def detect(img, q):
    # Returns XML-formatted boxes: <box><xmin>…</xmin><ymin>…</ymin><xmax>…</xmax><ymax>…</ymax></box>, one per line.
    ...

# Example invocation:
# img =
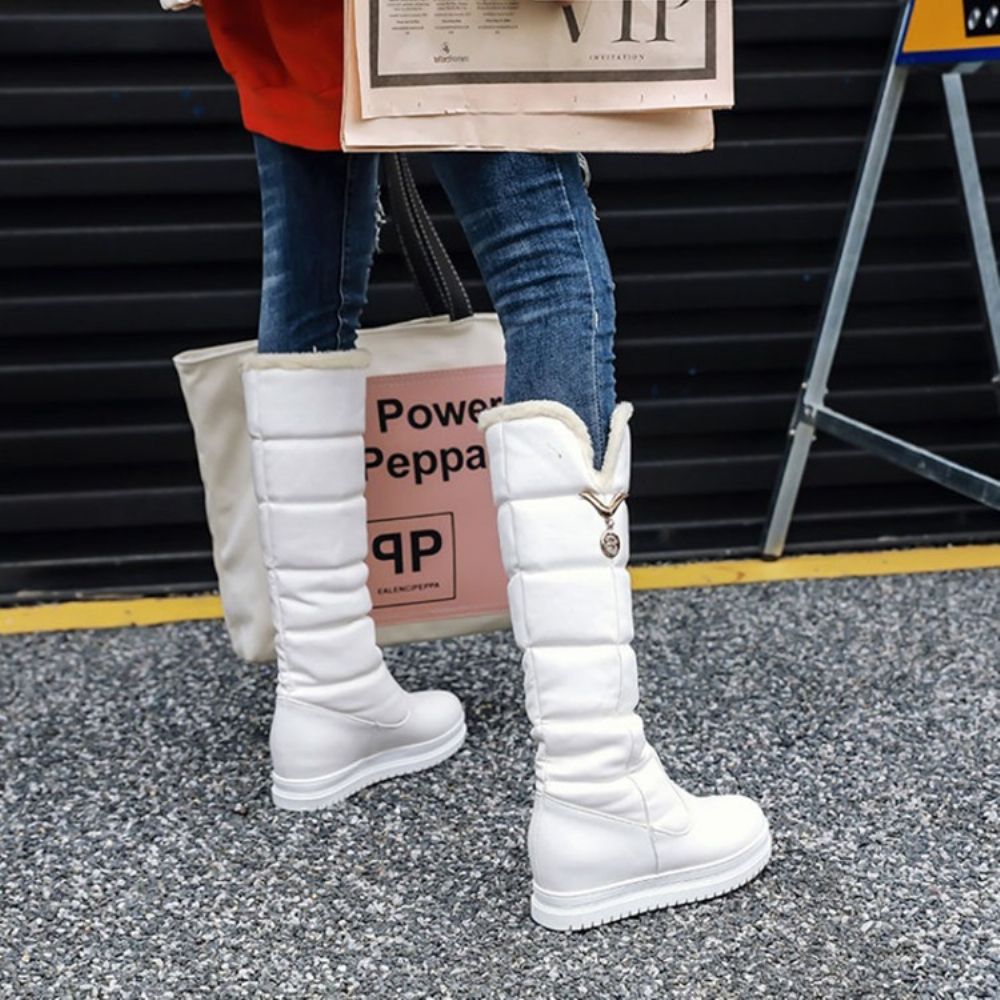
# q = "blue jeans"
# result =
<box><xmin>252</xmin><ymin>134</ymin><xmax>617</xmax><ymax>462</ymax></box>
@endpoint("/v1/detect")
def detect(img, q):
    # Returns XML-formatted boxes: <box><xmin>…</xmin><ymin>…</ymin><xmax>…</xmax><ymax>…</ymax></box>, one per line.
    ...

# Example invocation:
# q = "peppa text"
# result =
<box><xmin>365</xmin><ymin>393</ymin><xmax>502</xmax><ymax>486</ymax></box>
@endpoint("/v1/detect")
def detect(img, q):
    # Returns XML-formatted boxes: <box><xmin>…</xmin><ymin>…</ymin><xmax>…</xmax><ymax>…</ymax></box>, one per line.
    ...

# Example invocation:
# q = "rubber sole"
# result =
<box><xmin>530</xmin><ymin>825</ymin><xmax>772</xmax><ymax>932</ymax></box>
<box><xmin>271</xmin><ymin>718</ymin><xmax>467</xmax><ymax>811</ymax></box>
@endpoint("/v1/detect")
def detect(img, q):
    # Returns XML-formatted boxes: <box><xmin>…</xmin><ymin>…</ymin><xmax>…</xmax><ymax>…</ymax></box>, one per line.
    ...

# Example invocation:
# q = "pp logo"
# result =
<box><xmin>367</xmin><ymin>513</ymin><xmax>457</xmax><ymax>608</ymax></box>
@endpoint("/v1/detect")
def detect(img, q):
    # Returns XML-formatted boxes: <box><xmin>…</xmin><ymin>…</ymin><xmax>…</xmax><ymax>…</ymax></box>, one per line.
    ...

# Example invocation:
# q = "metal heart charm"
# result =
<box><xmin>600</xmin><ymin>530</ymin><xmax>621</xmax><ymax>559</ymax></box>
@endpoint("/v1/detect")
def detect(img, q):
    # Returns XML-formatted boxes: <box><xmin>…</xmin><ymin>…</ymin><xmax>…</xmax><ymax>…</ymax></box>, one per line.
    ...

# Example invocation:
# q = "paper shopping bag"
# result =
<box><xmin>341</xmin><ymin>0</ymin><xmax>727</xmax><ymax>152</ymax></box>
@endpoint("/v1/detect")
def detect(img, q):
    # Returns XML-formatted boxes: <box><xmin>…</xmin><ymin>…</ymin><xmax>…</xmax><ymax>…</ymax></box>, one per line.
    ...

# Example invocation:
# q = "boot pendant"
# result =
<box><xmin>579</xmin><ymin>490</ymin><xmax>628</xmax><ymax>559</ymax></box>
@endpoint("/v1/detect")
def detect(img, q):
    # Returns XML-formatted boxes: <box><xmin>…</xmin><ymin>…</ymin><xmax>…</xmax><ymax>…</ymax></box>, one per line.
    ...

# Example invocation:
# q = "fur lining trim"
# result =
<box><xmin>478</xmin><ymin>399</ymin><xmax>633</xmax><ymax>483</ymax></box>
<box><xmin>240</xmin><ymin>348</ymin><xmax>371</xmax><ymax>373</ymax></box>
<box><xmin>598</xmin><ymin>402</ymin><xmax>634</xmax><ymax>491</ymax></box>
<box><xmin>479</xmin><ymin>400</ymin><xmax>593</xmax><ymax>458</ymax></box>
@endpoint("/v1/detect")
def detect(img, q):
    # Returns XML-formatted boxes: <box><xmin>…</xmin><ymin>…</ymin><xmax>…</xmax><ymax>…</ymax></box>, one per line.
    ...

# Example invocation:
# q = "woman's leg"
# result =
<box><xmin>244</xmin><ymin>135</ymin><xmax>465</xmax><ymax>809</ymax></box>
<box><xmin>252</xmin><ymin>132</ymin><xmax>380</xmax><ymax>352</ymax></box>
<box><xmin>441</xmin><ymin>151</ymin><xmax>772</xmax><ymax>931</ymax></box>
<box><xmin>428</xmin><ymin>151</ymin><xmax>617</xmax><ymax>465</ymax></box>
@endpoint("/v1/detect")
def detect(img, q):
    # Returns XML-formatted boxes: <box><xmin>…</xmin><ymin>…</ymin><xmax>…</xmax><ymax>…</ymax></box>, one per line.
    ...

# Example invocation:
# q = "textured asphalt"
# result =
<box><xmin>2</xmin><ymin>570</ymin><xmax>998</xmax><ymax>998</ymax></box>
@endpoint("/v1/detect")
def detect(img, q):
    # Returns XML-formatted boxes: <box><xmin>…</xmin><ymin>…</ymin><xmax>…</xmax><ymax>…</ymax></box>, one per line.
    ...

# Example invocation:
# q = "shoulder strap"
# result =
<box><xmin>383</xmin><ymin>153</ymin><xmax>474</xmax><ymax>322</ymax></box>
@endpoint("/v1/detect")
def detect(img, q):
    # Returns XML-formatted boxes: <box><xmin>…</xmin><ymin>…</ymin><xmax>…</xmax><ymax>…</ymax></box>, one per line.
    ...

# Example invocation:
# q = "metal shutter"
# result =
<box><xmin>3</xmin><ymin>0</ymin><xmax>1000</xmax><ymax>602</ymax></box>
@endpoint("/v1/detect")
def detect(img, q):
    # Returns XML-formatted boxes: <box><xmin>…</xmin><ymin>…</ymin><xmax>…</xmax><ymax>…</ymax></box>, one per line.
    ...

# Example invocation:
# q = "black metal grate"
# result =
<box><xmin>3</xmin><ymin>0</ymin><xmax>1000</xmax><ymax>602</ymax></box>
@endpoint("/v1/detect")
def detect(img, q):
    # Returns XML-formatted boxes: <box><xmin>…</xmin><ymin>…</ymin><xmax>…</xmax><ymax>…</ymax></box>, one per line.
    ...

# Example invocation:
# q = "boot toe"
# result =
<box><xmin>681</xmin><ymin>791</ymin><xmax>770</xmax><ymax>866</ymax></box>
<box><xmin>405</xmin><ymin>689</ymin><xmax>466</xmax><ymax>743</ymax></box>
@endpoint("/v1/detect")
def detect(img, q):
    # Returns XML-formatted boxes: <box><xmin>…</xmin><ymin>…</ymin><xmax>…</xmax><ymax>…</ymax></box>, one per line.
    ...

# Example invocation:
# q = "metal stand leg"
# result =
<box><xmin>759</xmin><ymin>10</ymin><xmax>1000</xmax><ymax>558</ymax></box>
<box><xmin>761</xmin><ymin>61</ymin><xmax>910</xmax><ymax>558</ymax></box>
<box><xmin>942</xmin><ymin>71</ymin><xmax>1000</xmax><ymax>376</ymax></box>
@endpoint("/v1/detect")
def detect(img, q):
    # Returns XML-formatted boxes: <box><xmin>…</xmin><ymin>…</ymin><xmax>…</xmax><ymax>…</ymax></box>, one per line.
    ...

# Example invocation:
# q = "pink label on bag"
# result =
<box><xmin>363</xmin><ymin>366</ymin><xmax>507</xmax><ymax>627</ymax></box>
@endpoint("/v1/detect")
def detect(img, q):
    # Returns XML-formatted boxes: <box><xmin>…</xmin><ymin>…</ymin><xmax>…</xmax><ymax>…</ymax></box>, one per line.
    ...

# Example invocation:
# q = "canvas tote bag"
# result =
<box><xmin>174</xmin><ymin>155</ymin><xmax>510</xmax><ymax>663</ymax></box>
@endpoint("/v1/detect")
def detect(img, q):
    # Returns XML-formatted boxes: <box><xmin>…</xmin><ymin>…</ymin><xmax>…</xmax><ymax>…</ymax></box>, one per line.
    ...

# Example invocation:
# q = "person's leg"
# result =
<box><xmin>252</xmin><ymin>132</ymin><xmax>380</xmax><ymax>352</ymax></box>
<box><xmin>245</xmin><ymin>135</ymin><xmax>465</xmax><ymax>810</ymax></box>
<box><xmin>428</xmin><ymin>151</ymin><xmax>616</xmax><ymax>465</ymax></box>
<box><xmin>434</xmin><ymin>150</ymin><xmax>771</xmax><ymax>931</ymax></box>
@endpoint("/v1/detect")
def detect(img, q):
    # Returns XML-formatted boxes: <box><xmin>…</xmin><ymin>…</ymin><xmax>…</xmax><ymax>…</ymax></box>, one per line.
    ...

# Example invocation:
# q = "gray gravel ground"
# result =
<box><xmin>2</xmin><ymin>570</ymin><xmax>999</xmax><ymax>999</ymax></box>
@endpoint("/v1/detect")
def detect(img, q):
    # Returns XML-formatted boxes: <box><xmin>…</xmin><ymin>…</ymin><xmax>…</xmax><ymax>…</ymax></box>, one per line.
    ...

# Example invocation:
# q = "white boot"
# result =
<box><xmin>480</xmin><ymin>400</ymin><xmax>771</xmax><ymax>930</ymax></box>
<box><xmin>242</xmin><ymin>350</ymin><xmax>466</xmax><ymax>810</ymax></box>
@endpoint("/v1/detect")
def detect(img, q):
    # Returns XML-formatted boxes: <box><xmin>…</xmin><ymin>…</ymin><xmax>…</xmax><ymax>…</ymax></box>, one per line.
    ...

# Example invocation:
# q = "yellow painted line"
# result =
<box><xmin>629</xmin><ymin>544</ymin><xmax>1000</xmax><ymax>590</ymax></box>
<box><xmin>3</xmin><ymin>544</ymin><xmax>1000</xmax><ymax>636</ymax></box>
<box><xmin>0</xmin><ymin>594</ymin><xmax>223</xmax><ymax>636</ymax></box>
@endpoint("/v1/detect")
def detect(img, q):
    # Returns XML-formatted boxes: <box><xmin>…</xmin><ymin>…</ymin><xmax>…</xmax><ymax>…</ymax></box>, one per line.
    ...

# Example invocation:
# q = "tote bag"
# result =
<box><xmin>174</xmin><ymin>155</ymin><xmax>510</xmax><ymax>663</ymax></box>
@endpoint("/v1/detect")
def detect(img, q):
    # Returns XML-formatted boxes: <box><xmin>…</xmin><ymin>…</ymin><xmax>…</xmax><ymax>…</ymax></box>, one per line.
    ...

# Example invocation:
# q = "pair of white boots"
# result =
<box><xmin>242</xmin><ymin>350</ymin><xmax>771</xmax><ymax>932</ymax></box>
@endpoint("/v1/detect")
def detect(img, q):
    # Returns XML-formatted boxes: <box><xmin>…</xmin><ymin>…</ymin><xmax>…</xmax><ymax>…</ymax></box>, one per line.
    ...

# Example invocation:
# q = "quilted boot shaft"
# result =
<box><xmin>481</xmin><ymin>401</ymin><xmax>688</xmax><ymax>830</ymax></box>
<box><xmin>242</xmin><ymin>350</ymin><xmax>409</xmax><ymax>724</ymax></box>
<box><xmin>241</xmin><ymin>350</ymin><xmax>465</xmax><ymax>808</ymax></box>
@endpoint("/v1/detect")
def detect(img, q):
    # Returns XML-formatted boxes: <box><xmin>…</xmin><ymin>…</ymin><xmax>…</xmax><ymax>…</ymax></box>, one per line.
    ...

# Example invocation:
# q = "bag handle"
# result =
<box><xmin>383</xmin><ymin>153</ymin><xmax>474</xmax><ymax>322</ymax></box>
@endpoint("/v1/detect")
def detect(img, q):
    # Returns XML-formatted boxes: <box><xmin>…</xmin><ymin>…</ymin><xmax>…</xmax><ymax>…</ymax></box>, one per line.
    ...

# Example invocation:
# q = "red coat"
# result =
<box><xmin>163</xmin><ymin>0</ymin><xmax>344</xmax><ymax>151</ymax></box>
